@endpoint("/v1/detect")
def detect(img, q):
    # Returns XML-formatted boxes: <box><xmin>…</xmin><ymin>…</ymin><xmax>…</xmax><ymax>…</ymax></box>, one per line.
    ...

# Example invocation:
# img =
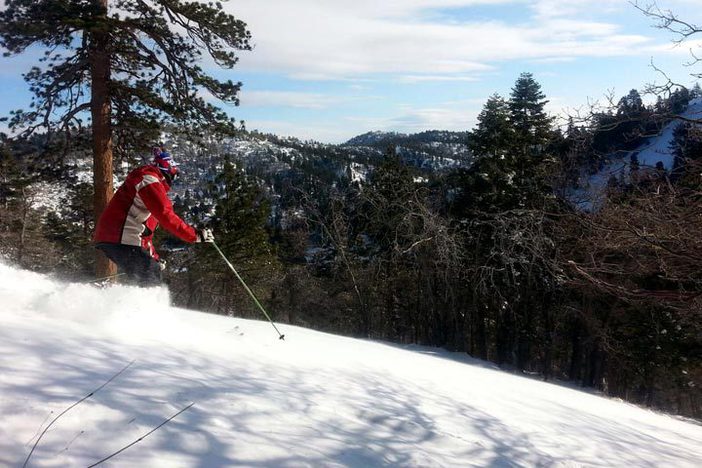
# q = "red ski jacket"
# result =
<box><xmin>94</xmin><ymin>165</ymin><xmax>197</xmax><ymax>259</ymax></box>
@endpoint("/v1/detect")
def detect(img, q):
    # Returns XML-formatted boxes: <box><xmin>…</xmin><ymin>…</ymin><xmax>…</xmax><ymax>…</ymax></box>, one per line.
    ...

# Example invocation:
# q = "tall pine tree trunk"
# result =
<box><xmin>90</xmin><ymin>0</ymin><xmax>115</xmax><ymax>278</ymax></box>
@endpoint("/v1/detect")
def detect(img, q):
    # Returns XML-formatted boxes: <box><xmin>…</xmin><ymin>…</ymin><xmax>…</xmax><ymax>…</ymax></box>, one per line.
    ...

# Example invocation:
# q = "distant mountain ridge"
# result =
<box><xmin>159</xmin><ymin>128</ymin><xmax>474</xmax><ymax>229</ymax></box>
<box><xmin>344</xmin><ymin>129</ymin><xmax>470</xmax><ymax>147</ymax></box>
<box><xmin>23</xmin><ymin>126</ymin><xmax>473</xmax><ymax>222</ymax></box>
<box><xmin>173</xmin><ymin>128</ymin><xmax>473</xmax><ymax>187</ymax></box>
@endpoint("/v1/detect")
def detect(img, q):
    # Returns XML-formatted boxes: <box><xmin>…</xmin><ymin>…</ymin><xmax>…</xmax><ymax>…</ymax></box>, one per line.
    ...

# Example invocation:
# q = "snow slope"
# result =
<box><xmin>573</xmin><ymin>99</ymin><xmax>702</xmax><ymax>209</ymax></box>
<box><xmin>633</xmin><ymin>98</ymin><xmax>702</xmax><ymax>170</ymax></box>
<box><xmin>1</xmin><ymin>263</ymin><xmax>701</xmax><ymax>467</ymax></box>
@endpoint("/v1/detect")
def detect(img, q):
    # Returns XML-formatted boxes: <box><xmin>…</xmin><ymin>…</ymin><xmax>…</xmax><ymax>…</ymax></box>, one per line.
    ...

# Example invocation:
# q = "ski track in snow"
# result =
<box><xmin>1</xmin><ymin>263</ymin><xmax>701</xmax><ymax>467</ymax></box>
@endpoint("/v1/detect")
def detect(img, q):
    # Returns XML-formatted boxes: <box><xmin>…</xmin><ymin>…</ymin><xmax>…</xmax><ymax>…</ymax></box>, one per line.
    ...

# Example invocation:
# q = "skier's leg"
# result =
<box><xmin>95</xmin><ymin>243</ymin><xmax>162</xmax><ymax>287</ymax></box>
<box><xmin>134</xmin><ymin>248</ymin><xmax>163</xmax><ymax>287</ymax></box>
<box><xmin>95</xmin><ymin>243</ymin><xmax>141</xmax><ymax>284</ymax></box>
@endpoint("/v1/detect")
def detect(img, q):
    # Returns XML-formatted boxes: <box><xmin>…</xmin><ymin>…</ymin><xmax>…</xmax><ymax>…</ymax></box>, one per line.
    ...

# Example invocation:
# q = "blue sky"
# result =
<box><xmin>1</xmin><ymin>0</ymin><xmax>701</xmax><ymax>143</ymax></box>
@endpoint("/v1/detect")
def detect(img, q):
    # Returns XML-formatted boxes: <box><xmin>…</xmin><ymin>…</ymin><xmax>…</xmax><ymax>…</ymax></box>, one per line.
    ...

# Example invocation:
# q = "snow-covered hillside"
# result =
<box><xmin>1</xmin><ymin>263</ymin><xmax>701</xmax><ymax>467</ymax></box>
<box><xmin>632</xmin><ymin>98</ymin><xmax>702</xmax><ymax>170</ymax></box>
<box><xmin>574</xmin><ymin>98</ymin><xmax>702</xmax><ymax>208</ymax></box>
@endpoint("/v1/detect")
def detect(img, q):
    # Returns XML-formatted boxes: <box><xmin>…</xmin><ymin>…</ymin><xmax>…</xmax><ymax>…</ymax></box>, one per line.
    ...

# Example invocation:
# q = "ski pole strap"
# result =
<box><xmin>211</xmin><ymin>241</ymin><xmax>285</xmax><ymax>340</ymax></box>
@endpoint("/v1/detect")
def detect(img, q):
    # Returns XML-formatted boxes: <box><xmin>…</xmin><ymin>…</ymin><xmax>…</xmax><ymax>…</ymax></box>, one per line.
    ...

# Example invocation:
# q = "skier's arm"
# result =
<box><xmin>137</xmin><ymin>177</ymin><xmax>198</xmax><ymax>243</ymax></box>
<box><xmin>142</xmin><ymin>217</ymin><xmax>161</xmax><ymax>260</ymax></box>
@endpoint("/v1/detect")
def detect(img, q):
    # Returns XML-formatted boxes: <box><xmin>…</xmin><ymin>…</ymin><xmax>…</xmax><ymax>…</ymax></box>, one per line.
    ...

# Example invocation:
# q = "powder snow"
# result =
<box><xmin>1</xmin><ymin>263</ymin><xmax>700</xmax><ymax>467</ymax></box>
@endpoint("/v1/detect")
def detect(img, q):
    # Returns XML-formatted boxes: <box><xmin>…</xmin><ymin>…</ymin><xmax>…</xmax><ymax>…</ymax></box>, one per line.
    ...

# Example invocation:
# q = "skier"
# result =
<box><xmin>93</xmin><ymin>147</ymin><xmax>214</xmax><ymax>286</ymax></box>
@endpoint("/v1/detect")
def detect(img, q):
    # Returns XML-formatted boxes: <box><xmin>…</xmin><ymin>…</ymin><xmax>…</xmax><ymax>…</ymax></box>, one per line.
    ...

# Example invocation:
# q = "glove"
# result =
<box><xmin>196</xmin><ymin>228</ymin><xmax>215</xmax><ymax>243</ymax></box>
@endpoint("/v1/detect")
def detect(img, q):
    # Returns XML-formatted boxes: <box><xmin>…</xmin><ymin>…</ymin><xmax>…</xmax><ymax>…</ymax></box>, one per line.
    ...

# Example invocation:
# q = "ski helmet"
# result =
<box><xmin>153</xmin><ymin>151</ymin><xmax>179</xmax><ymax>185</ymax></box>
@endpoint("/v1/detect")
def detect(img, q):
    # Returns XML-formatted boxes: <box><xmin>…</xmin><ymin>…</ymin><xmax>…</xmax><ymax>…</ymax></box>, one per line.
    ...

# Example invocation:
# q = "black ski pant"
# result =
<box><xmin>95</xmin><ymin>243</ymin><xmax>162</xmax><ymax>287</ymax></box>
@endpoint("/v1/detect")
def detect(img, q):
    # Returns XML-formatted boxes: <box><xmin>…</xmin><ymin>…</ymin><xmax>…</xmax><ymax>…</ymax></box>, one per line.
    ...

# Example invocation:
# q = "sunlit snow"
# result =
<box><xmin>1</xmin><ymin>263</ymin><xmax>700</xmax><ymax>467</ymax></box>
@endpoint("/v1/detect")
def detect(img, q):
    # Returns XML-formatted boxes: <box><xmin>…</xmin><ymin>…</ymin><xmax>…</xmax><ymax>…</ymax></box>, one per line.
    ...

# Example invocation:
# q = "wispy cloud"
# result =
<box><xmin>245</xmin><ymin>118</ymin><xmax>358</xmax><ymax>142</ymax></box>
<box><xmin>529</xmin><ymin>0</ymin><xmax>624</xmax><ymax>19</ymax></box>
<box><xmin>647</xmin><ymin>38</ymin><xmax>702</xmax><ymax>56</ymax></box>
<box><xmin>227</xmin><ymin>0</ymin><xmax>663</xmax><ymax>81</ymax></box>
<box><xmin>387</xmin><ymin>106</ymin><xmax>478</xmax><ymax>131</ymax></box>
<box><xmin>248</xmin><ymin>99</ymin><xmax>481</xmax><ymax>142</ymax></box>
<box><xmin>240</xmin><ymin>90</ymin><xmax>342</xmax><ymax>109</ymax></box>
<box><xmin>345</xmin><ymin>101</ymin><xmax>481</xmax><ymax>135</ymax></box>
<box><xmin>397</xmin><ymin>74</ymin><xmax>483</xmax><ymax>83</ymax></box>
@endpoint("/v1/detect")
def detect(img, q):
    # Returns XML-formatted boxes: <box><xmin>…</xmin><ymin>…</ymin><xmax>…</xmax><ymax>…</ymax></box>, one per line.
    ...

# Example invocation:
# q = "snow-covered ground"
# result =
<box><xmin>1</xmin><ymin>263</ymin><xmax>701</xmax><ymax>467</ymax></box>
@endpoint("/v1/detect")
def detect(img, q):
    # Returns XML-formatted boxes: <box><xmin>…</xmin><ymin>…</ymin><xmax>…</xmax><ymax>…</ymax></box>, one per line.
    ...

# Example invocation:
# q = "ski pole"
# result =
<box><xmin>210</xmin><ymin>240</ymin><xmax>285</xmax><ymax>340</ymax></box>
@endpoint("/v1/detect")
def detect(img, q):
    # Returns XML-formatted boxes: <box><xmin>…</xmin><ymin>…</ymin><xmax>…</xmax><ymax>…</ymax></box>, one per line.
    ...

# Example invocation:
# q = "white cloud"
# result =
<box><xmin>647</xmin><ymin>38</ymin><xmax>702</xmax><ymax>56</ymax></box>
<box><xmin>530</xmin><ymin>0</ymin><xmax>623</xmax><ymax>19</ymax></box>
<box><xmin>527</xmin><ymin>57</ymin><xmax>576</xmax><ymax>64</ymax></box>
<box><xmin>224</xmin><ymin>0</ymin><xmax>665</xmax><ymax>81</ymax></box>
<box><xmin>348</xmin><ymin>84</ymin><xmax>371</xmax><ymax>91</ymax></box>
<box><xmin>387</xmin><ymin>106</ymin><xmax>477</xmax><ymax>131</ymax></box>
<box><xmin>397</xmin><ymin>74</ymin><xmax>483</xmax><ymax>83</ymax></box>
<box><xmin>535</xmin><ymin>19</ymin><xmax>620</xmax><ymax>38</ymax></box>
<box><xmin>240</xmin><ymin>90</ymin><xmax>342</xmax><ymax>109</ymax></box>
<box><xmin>345</xmin><ymin>101</ymin><xmax>480</xmax><ymax>133</ymax></box>
<box><xmin>284</xmin><ymin>0</ymin><xmax>516</xmax><ymax>19</ymax></box>
<box><xmin>245</xmin><ymin>118</ymin><xmax>357</xmax><ymax>143</ymax></box>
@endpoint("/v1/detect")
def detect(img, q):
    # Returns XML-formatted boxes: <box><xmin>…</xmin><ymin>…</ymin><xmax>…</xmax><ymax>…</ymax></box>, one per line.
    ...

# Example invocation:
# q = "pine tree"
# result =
<box><xmin>169</xmin><ymin>155</ymin><xmax>278</xmax><ymax>315</ymax></box>
<box><xmin>508</xmin><ymin>72</ymin><xmax>553</xmax><ymax>154</ymax></box>
<box><xmin>0</xmin><ymin>0</ymin><xmax>252</xmax><ymax>276</ymax></box>
<box><xmin>452</xmin><ymin>75</ymin><xmax>556</xmax><ymax>213</ymax></box>
<box><xmin>469</xmin><ymin>93</ymin><xmax>513</xmax><ymax>158</ymax></box>
<box><xmin>669</xmin><ymin>87</ymin><xmax>691</xmax><ymax>114</ymax></box>
<box><xmin>617</xmin><ymin>89</ymin><xmax>644</xmax><ymax>116</ymax></box>
<box><xmin>363</xmin><ymin>146</ymin><xmax>417</xmax><ymax>251</ymax></box>
<box><xmin>43</xmin><ymin>181</ymin><xmax>95</xmax><ymax>277</ymax></box>
<box><xmin>213</xmin><ymin>156</ymin><xmax>272</xmax><ymax>264</ymax></box>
